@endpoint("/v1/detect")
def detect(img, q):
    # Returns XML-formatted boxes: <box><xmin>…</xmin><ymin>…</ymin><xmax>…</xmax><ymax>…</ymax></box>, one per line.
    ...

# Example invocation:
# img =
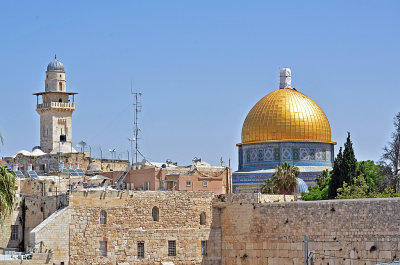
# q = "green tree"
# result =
<box><xmin>342</xmin><ymin>132</ymin><xmax>357</xmax><ymax>184</ymax></box>
<box><xmin>0</xmin><ymin>165</ymin><xmax>17</xmax><ymax>218</ymax></box>
<box><xmin>381</xmin><ymin>112</ymin><xmax>400</xmax><ymax>192</ymax></box>
<box><xmin>356</xmin><ymin>160</ymin><xmax>382</xmax><ymax>193</ymax></box>
<box><xmin>316</xmin><ymin>169</ymin><xmax>330</xmax><ymax>186</ymax></box>
<box><xmin>302</xmin><ymin>174</ymin><xmax>331</xmax><ymax>201</ymax></box>
<box><xmin>328</xmin><ymin>147</ymin><xmax>343</xmax><ymax>199</ymax></box>
<box><xmin>260</xmin><ymin>162</ymin><xmax>299</xmax><ymax>195</ymax></box>
<box><xmin>0</xmin><ymin>132</ymin><xmax>17</xmax><ymax>218</ymax></box>
<box><xmin>336</xmin><ymin>175</ymin><xmax>370</xmax><ymax>199</ymax></box>
<box><xmin>328</xmin><ymin>132</ymin><xmax>358</xmax><ymax>199</ymax></box>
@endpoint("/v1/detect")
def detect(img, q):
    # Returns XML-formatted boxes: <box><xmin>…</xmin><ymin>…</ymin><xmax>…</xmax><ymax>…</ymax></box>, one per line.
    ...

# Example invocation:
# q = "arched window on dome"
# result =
<box><xmin>100</xmin><ymin>210</ymin><xmax>107</xmax><ymax>224</ymax></box>
<box><xmin>59</xmin><ymin>82</ymin><xmax>62</xmax><ymax>91</ymax></box>
<box><xmin>200</xmin><ymin>212</ymin><xmax>206</xmax><ymax>225</ymax></box>
<box><xmin>152</xmin><ymin>206</ymin><xmax>159</xmax><ymax>221</ymax></box>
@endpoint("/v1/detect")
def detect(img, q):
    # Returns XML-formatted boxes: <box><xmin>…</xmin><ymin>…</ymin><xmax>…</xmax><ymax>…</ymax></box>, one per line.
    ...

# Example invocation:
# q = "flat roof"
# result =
<box><xmin>33</xmin><ymin>91</ymin><xmax>78</xmax><ymax>96</ymax></box>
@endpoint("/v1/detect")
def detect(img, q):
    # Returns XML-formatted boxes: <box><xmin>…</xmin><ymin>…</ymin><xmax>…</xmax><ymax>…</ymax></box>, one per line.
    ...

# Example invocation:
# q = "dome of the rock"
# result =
<box><xmin>232</xmin><ymin>68</ymin><xmax>336</xmax><ymax>192</ymax></box>
<box><xmin>241</xmin><ymin>88</ymin><xmax>333</xmax><ymax>145</ymax></box>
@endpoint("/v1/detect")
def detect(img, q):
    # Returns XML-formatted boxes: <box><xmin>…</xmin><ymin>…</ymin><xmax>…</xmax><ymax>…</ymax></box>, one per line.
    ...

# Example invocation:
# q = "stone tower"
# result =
<box><xmin>34</xmin><ymin>56</ymin><xmax>77</xmax><ymax>154</ymax></box>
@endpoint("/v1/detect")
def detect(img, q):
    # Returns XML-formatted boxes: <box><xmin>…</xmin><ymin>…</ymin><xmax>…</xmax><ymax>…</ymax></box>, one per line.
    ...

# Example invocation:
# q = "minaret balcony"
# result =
<box><xmin>36</xmin><ymin>102</ymin><xmax>75</xmax><ymax>111</ymax></box>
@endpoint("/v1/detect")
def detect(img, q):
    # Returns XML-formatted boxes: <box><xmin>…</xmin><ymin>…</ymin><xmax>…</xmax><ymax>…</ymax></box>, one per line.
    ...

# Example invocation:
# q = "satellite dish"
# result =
<box><xmin>76</xmin><ymin>141</ymin><xmax>87</xmax><ymax>153</ymax></box>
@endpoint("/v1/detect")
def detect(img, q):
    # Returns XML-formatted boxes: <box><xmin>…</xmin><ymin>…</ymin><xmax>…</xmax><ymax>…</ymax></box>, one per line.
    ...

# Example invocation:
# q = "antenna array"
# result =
<box><xmin>131</xmin><ymin>83</ymin><xmax>142</xmax><ymax>166</ymax></box>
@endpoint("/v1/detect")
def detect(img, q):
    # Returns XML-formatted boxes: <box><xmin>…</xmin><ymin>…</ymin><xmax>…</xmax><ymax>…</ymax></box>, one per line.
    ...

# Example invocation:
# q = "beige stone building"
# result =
<box><xmin>104</xmin><ymin>160</ymin><xmax>232</xmax><ymax>194</ymax></box>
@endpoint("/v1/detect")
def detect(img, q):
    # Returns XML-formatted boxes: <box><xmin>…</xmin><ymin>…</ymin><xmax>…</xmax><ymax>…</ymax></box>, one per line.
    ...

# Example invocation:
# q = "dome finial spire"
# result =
<box><xmin>280</xmin><ymin>68</ymin><xmax>291</xmax><ymax>89</ymax></box>
<box><xmin>55</xmin><ymin>54</ymin><xmax>57</xmax><ymax>59</ymax></box>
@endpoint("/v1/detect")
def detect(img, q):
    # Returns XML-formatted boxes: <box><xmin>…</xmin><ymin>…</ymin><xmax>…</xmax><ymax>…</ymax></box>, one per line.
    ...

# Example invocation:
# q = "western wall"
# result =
<box><xmin>17</xmin><ymin>191</ymin><xmax>400</xmax><ymax>265</ymax></box>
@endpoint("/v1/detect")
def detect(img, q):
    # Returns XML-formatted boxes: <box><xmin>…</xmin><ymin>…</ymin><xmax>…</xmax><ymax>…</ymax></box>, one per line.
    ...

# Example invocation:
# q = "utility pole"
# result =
<box><xmin>304</xmin><ymin>235</ymin><xmax>309</xmax><ymax>265</ymax></box>
<box><xmin>131</xmin><ymin>81</ymin><xmax>142</xmax><ymax>166</ymax></box>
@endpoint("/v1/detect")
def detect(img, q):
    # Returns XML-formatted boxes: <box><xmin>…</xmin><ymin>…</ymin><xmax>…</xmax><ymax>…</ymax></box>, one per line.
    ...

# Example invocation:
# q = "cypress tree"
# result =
<box><xmin>329</xmin><ymin>147</ymin><xmax>343</xmax><ymax>199</ymax></box>
<box><xmin>342</xmin><ymin>132</ymin><xmax>357</xmax><ymax>184</ymax></box>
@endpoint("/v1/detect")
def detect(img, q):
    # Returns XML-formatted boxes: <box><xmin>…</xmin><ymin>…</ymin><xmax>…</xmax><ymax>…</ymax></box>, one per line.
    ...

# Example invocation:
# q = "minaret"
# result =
<box><xmin>34</xmin><ymin>56</ymin><xmax>77</xmax><ymax>154</ymax></box>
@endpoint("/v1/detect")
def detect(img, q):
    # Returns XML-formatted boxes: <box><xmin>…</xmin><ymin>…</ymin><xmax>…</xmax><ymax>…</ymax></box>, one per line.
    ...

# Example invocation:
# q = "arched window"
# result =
<box><xmin>152</xmin><ymin>206</ymin><xmax>159</xmax><ymax>221</ymax></box>
<box><xmin>59</xmin><ymin>82</ymin><xmax>62</xmax><ymax>91</ymax></box>
<box><xmin>59</xmin><ymin>98</ymin><xmax>62</xmax><ymax>102</ymax></box>
<box><xmin>100</xmin><ymin>210</ymin><xmax>107</xmax><ymax>224</ymax></box>
<box><xmin>200</xmin><ymin>212</ymin><xmax>206</xmax><ymax>225</ymax></box>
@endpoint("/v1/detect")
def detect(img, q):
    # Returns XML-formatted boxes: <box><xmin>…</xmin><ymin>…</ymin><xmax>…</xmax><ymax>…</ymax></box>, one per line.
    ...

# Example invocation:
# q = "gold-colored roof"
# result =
<box><xmin>240</xmin><ymin>88</ymin><xmax>335</xmax><ymax>145</ymax></box>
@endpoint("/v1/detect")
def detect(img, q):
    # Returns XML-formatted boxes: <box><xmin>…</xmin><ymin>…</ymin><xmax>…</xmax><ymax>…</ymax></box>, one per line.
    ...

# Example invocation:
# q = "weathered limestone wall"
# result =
<box><xmin>215</xmin><ymin>197</ymin><xmax>400</xmax><ymax>265</ymax></box>
<box><xmin>0</xmin><ymin>195</ymin><xmax>68</xmax><ymax>253</ymax></box>
<box><xmin>24</xmin><ymin>195</ymin><xmax>68</xmax><ymax>250</ymax></box>
<box><xmin>29</xmin><ymin>207</ymin><xmax>70</xmax><ymax>265</ymax></box>
<box><xmin>68</xmin><ymin>190</ymin><xmax>215</xmax><ymax>265</ymax></box>
<box><xmin>0</xmin><ymin>197</ymin><xmax>23</xmax><ymax>251</ymax></box>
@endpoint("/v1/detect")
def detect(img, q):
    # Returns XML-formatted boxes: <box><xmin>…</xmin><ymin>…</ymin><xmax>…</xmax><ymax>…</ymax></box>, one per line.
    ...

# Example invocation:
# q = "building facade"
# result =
<box><xmin>233</xmin><ymin>68</ymin><xmax>336</xmax><ymax>191</ymax></box>
<box><xmin>103</xmin><ymin>160</ymin><xmax>231</xmax><ymax>194</ymax></box>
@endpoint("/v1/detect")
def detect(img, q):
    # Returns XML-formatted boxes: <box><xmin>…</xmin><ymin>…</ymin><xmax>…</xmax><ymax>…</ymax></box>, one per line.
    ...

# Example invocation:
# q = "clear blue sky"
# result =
<box><xmin>0</xmin><ymin>1</ymin><xmax>399</xmax><ymax>169</ymax></box>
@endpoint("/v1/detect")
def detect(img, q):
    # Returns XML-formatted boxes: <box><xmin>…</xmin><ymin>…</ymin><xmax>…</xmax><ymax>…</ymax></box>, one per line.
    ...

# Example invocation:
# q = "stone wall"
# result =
<box><xmin>0</xmin><ymin>197</ymin><xmax>23</xmax><ymax>251</ymax></box>
<box><xmin>68</xmin><ymin>190</ymin><xmax>215</xmax><ymax>265</ymax></box>
<box><xmin>11</xmin><ymin>192</ymin><xmax>400</xmax><ymax>265</ymax></box>
<box><xmin>213</xmin><ymin>197</ymin><xmax>400</xmax><ymax>265</ymax></box>
<box><xmin>0</xmin><ymin>194</ymin><xmax>68</xmax><ymax>253</ymax></box>
<box><xmin>29</xmin><ymin>207</ymin><xmax>70</xmax><ymax>264</ymax></box>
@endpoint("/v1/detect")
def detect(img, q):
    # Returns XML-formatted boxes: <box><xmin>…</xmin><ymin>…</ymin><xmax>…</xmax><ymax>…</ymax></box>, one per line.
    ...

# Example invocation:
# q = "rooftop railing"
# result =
<box><xmin>36</xmin><ymin>102</ymin><xmax>75</xmax><ymax>110</ymax></box>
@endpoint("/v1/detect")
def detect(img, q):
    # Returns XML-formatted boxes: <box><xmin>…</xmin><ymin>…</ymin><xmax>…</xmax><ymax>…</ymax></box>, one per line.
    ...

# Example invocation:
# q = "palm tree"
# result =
<box><xmin>0</xmin><ymin>132</ymin><xmax>17</xmax><ymax>218</ymax></box>
<box><xmin>0</xmin><ymin>164</ymin><xmax>17</xmax><ymax>218</ymax></box>
<box><xmin>316</xmin><ymin>169</ymin><xmax>330</xmax><ymax>186</ymax></box>
<box><xmin>260</xmin><ymin>162</ymin><xmax>299</xmax><ymax>194</ymax></box>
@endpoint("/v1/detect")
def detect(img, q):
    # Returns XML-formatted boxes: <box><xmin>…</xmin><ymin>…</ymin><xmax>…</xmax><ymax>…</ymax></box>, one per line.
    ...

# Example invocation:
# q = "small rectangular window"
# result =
<box><xmin>99</xmin><ymin>241</ymin><xmax>107</xmax><ymax>257</ymax></box>
<box><xmin>137</xmin><ymin>242</ymin><xmax>144</xmax><ymax>258</ymax></box>
<box><xmin>186</xmin><ymin>180</ymin><xmax>191</xmax><ymax>187</ymax></box>
<box><xmin>11</xmin><ymin>225</ymin><xmax>18</xmax><ymax>240</ymax></box>
<box><xmin>201</xmin><ymin>240</ymin><xmax>207</xmax><ymax>256</ymax></box>
<box><xmin>144</xmin><ymin>182</ymin><xmax>150</xmax><ymax>190</ymax></box>
<box><xmin>203</xmin><ymin>181</ymin><xmax>208</xmax><ymax>187</ymax></box>
<box><xmin>168</xmin><ymin>240</ymin><xmax>176</xmax><ymax>256</ymax></box>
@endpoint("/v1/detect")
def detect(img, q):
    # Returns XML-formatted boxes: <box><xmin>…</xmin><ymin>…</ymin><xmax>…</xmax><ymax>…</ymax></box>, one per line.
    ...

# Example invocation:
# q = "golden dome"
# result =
<box><xmin>241</xmin><ymin>88</ymin><xmax>334</xmax><ymax>145</ymax></box>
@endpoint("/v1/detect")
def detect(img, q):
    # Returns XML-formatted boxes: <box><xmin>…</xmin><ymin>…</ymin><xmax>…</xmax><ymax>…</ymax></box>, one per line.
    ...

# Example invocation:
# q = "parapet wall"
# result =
<box><xmin>215</xmin><ymin>197</ymin><xmax>400</xmax><ymax>265</ymax></box>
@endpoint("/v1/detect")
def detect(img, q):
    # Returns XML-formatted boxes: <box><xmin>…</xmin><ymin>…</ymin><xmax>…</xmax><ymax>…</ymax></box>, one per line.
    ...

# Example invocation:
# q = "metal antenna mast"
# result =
<box><xmin>131</xmin><ymin>81</ymin><xmax>142</xmax><ymax>166</ymax></box>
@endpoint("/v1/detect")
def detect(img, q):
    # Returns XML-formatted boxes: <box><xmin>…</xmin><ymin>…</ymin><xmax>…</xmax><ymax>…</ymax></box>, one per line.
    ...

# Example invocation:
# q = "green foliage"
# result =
<box><xmin>336</xmin><ymin>175</ymin><xmax>370</xmax><ymax>199</ymax></box>
<box><xmin>356</xmin><ymin>160</ymin><xmax>382</xmax><ymax>193</ymax></box>
<box><xmin>316</xmin><ymin>169</ymin><xmax>330</xmax><ymax>186</ymax></box>
<box><xmin>0</xmin><ymin>166</ymin><xmax>17</xmax><ymax>218</ymax></box>
<box><xmin>376</xmin><ymin>187</ymin><xmax>400</xmax><ymax>198</ymax></box>
<box><xmin>342</xmin><ymin>132</ymin><xmax>357</xmax><ymax>184</ymax></box>
<box><xmin>302</xmin><ymin>175</ymin><xmax>331</xmax><ymax>201</ymax></box>
<box><xmin>260</xmin><ymin>162</ymin><xmax>299</xmax><ymax>195</ymax></box>
<box><xmin>260</xmin><ymin>179</ymin><xmax>275</xmax><ymax>194</ymax></box>
<box><xmin>329</xmin><ymin>147</ymin><xmax>343</xmax><ymax>199</ymax></box>
<box><xmin>329</xmin><ymin>132</ymin><xmax>357</xmax><ymax>199</ymax></box>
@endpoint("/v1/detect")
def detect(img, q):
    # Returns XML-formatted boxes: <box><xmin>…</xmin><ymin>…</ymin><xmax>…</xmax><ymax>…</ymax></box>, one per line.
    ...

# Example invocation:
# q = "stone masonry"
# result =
<box><xmin>68</xmin><ymin>190</ymin><xmax>214</xmax><ymax>265</ymax></box>
<box><xmin>20</xmin><ymin>192</ymin><xmax>400</xmax><ymax>265</ymax></box>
